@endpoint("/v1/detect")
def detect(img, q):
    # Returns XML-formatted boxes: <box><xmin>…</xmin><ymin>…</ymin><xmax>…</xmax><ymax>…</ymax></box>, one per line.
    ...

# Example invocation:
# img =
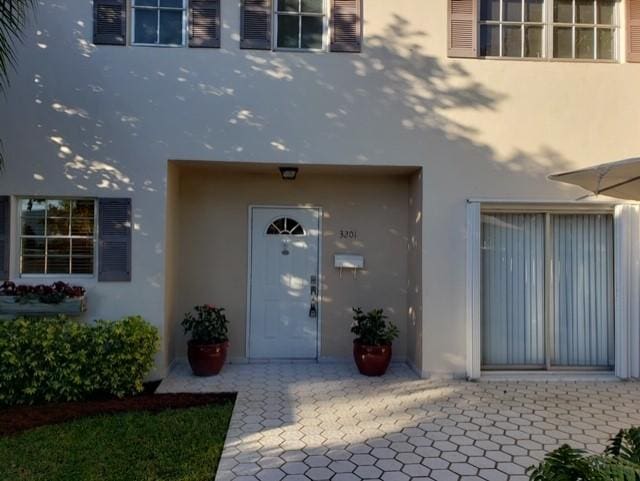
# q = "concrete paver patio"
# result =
<box><xmin>158</xmin><ymin>362</ymin><xmax>640</xmax><ymax>481</ymax></box>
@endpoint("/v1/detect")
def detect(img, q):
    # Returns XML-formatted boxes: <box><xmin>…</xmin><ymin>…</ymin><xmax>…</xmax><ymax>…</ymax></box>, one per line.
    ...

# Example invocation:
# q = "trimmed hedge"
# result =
<box><xmin>0</xmin><ymin>316</ymin><xmax>159</xmax><ymax>406</ymax></box>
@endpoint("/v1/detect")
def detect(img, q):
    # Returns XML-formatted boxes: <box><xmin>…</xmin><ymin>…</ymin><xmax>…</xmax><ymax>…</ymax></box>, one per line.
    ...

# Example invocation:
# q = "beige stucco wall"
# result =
<box><xmin>0</xmin><ymin>0</ymin><xmax>638</xmax><ymax>377</ymax></box>
<box><xmin>164</xmin><ymin>161</ymin><xmax>180</xmax><ymax>368</ymax></box>
<box><xmin>168</xmin><ymin>164</ymin><xmax>414</xmax><ymax>361</ymax></box>
<box><xmin>406</xmin><ymin>171</ymin><xmax>423</xmax><ymax>371</ymax></box>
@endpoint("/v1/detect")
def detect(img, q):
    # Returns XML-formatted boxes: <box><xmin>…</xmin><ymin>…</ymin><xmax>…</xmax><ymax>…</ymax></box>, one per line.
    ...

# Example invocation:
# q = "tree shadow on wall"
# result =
<box><xmin>0</xmin><ymin>7</ymin><xmax>576</xmax><ymax>196</ymax></box>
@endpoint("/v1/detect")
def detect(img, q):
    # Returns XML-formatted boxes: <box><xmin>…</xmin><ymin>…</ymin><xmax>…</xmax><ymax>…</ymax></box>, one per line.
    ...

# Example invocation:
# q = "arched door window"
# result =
<box><xmin>266</xmin><ymin>217</ymin><xmax>305</xmax><ymax>235</ymax></box>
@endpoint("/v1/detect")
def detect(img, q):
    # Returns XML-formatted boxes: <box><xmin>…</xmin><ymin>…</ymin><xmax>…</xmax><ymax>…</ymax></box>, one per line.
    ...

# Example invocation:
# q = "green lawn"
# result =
<box><xmin>0</xmin><ymin>402</ymin><xmax>234</xmax><ymax>481</ymax></box>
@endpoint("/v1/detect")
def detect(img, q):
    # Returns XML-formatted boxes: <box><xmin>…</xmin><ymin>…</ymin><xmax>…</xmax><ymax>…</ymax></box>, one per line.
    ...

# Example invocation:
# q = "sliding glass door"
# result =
<box><xmin>481</xmin><ymin>212</ymin><xmax>614</xmax><ymax>370</ymax></box>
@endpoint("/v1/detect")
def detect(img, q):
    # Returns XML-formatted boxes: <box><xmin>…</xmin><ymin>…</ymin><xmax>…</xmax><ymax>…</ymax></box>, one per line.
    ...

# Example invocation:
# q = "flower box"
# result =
<box><xmin>0</xmin><ymin>281</ymin><xmax>87</xmax><ymax>317</ymax></box>
<box><xmin>0</xmin><ymin>296</ymin><xmax>87</xmax><ymax>316</ymax></box>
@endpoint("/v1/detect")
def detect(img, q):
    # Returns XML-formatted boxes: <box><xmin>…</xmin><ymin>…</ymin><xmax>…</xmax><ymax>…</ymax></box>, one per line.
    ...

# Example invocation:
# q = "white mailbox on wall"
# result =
<box><xmin>334</xmin><ymin>254</ymin><xmax>364</xmax><ymax>278</ymax></box>
<box><xmin>334</xmin><ymin>254</ymin><xmax>364</xmax><ymax>269</ymax></box>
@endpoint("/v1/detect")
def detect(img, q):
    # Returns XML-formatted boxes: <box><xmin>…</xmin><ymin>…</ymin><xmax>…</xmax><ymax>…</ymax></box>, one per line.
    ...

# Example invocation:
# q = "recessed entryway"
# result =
<box><xmin>248</xmin><ymin>206</ymin><xmax>321</xmax><ymax>359</ymax></box>
<box><xmin>166</xmin><ymin>162</ymin><xmax>422</xmax><ymax>366</ymax></box>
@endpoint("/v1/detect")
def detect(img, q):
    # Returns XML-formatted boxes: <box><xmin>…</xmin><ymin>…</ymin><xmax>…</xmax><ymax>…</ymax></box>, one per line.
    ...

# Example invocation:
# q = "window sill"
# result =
<box><xmin>19</xmin><ymin>274</ymin><xmax>96</xmax><ymax>280</ymax></box>
<box><xmin>0</xmin><ymin>296</ymin><xmax>87</xmax><ymax>316</ymax></box>
<box><xmin>130</xmin><ymin>43</ymin><xmax>186</xmax><ymax>48</ymax></box>
<box><xmin>478</xmin><ymin>55</ymin><xmax>618</xmax><ymax>64</ymax></box>
<box><xmin>479</xmin><ymin>370</ymin><xmax>617</xmax><ymax>382</ymax></box>
<box><xmin>274</xmin><ymin>47</ymin><xmax>327</xmax><ymax>53</ymax></box>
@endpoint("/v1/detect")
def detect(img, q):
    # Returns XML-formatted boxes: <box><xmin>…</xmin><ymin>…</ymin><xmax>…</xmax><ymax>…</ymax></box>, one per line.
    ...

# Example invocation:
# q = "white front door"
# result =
<box><xmin>249</xmin><ymin>207</ymin><xmax>320</xmax><ymax>359</ymax></box>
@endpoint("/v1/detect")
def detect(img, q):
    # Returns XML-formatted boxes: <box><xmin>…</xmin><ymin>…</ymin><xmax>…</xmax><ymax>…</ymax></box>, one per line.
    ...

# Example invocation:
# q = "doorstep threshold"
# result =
<box><xmin>479</xmin><ymin>370</ymin><xmax>618</xmax><ymax>382</ymax></box>
<box><xmin>247</xmin><ymin>358</ymin><xmax>318</xmax><ymax>364</ymax></box>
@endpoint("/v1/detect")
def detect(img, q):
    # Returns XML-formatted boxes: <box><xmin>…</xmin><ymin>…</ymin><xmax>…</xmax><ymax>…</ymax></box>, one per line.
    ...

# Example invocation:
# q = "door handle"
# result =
<box><xmin>309</xmin><ymin>280</ymin><xmax>318</xmax><ymax>318</ymax></box>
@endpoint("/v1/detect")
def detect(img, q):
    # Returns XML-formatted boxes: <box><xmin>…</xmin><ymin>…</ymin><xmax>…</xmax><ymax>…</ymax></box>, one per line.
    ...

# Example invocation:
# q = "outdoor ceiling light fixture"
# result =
<box><xmin>279</xmin><ymin>166</ymin><xmax>299</xmax><ymax>180</ymax></box>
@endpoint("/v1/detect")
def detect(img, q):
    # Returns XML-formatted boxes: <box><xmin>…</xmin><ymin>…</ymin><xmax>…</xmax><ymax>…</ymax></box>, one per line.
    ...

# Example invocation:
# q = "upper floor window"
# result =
<box><xmin>132</xmin><ymin>0</ymin><xmax>187</xmax><ymax>46</ymax></box>
<box><xmin>94</xmin><ymin>0</ymin><xmax>362</xmax><ymax>53</ymax></box>
<box><xmin>552</xmin><ymin>0</ymin><xmax>616</xmax><ymax>59</ymax></box>
<box><xmin>20</xmin><ymin>199</ymin><xmax>96</xmax><ymax>275</ymax></box>
<box><xmin>480</xmin><ymin>0</ymin><xmax>545</xmax><ymax>57</ymax></box>
<box><xmin>275</xmin><ymin>0</ymin><xmax>326</xmax><ymax>50</ymax></box>
<box><xmin>479</xmin><ymin>0</ymin><xmax>618</xmax><ymax>60</ymax></box>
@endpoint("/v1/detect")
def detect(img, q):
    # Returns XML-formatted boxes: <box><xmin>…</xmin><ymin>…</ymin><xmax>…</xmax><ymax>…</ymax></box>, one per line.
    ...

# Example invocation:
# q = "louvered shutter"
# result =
<box><xmin>190</xmin><ymin>0</ymin><xmax>221</xmax><ymax>47</ymax></box>
<box><xmin>98</xmin><ymin>198</ymin><xmax>131</xmax><ymax>282</ymax></box>
<box><xmin>93</xmin><ymin>0</ymin><xmax>126</xmax><ymax>45</ymax></box>
<box><xmin>330</xmin><ymin>0</ymin><xmax>362</xmax><ymax>52</ymax></box>
<box><xmin>0</xmin><ymin>197</ymin><xmax>9</xmax><ymax>280</ymax></box>
<box><xmin>240</xmin><ymin>0</ymin><xmax>272</xmax><ymax>49</ymax></box>
<box><xmin>628</xmin><ymin>0</ymin><xmax>640</xmax><ymax>62</ymax></box>
<box><xmin>448</xmin><ymin>0</ymin><xmax>478</xmax><ymax>58</ymax></box>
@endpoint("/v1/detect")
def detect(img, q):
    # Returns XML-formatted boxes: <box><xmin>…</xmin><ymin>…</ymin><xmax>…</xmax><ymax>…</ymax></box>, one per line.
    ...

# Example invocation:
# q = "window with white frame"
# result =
<box><xmin>275</xmin><ymin>0</ymin><xmax>326</xmax><ymax>50</ymax></box>
<box><xmin>20</xmin><ymin>199</ymin><xmax>96</xmax><ymax>275</ymax></box>
<box><xmin>552</xmin><ymin>0</ymin><xmax>617</xmax><ymax>59</ymax></box>
<box><xmin>479</xmin><ymin>0</ymin><xmax>618</xmax><ymax>60</ymax></box>
<box><xmin>132</xmin><ymin>0</ymin><xmax>186</xmax><ymax>46</ymax></box>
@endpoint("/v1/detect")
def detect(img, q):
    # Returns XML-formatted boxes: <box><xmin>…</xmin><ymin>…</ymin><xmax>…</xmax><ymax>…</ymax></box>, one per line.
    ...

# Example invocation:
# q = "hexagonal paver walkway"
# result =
<box><xmin>158</xmin><ymin>362</ymin><xmax>640</xmax><ymax>481</ymax></box>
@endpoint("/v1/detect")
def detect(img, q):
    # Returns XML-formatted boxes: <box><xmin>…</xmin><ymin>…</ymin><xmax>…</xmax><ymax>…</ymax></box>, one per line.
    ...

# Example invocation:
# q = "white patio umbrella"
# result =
<box><xmin>549</xmin><ymin>157</ymin><xmax>640</xmax><ymax>201</ymax></box>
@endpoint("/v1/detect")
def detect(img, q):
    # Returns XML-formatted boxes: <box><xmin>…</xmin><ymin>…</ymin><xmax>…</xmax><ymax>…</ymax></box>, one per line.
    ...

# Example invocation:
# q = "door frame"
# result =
<box><xmin>246</xmin><ymin>205</ymin><xmax>323</xmax><ymax>360</ymax></box>
<box><xmin>466</xmin><ymin>200</ymin><xmax>622</xmax><ymax>379</ymax></box>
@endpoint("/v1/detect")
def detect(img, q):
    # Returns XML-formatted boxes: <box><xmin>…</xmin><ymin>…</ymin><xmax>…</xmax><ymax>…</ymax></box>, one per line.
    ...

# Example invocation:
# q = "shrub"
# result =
<box><xmin>528</xmin><ymin>427</ymin><xmax>640</xmax><ymax>481</ymax></box>
<box><xmin>0</xmin><ymin>316</ymin><xmax>159</xmax><ymax>406</ymax></box>
<box><xmin>182</xmin><ymin>304</ymin><xmax>229</xmax><ymax>344</ymax></box>
<box><xmin>351</xmin><ymin>307</ymin><xmax>399</xmax><ymax>346</ymax></box>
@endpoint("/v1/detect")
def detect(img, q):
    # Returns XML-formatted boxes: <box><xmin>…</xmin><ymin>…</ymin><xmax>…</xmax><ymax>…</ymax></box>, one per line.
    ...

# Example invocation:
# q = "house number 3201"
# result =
<box><xmin>340</xmin><ymin>230</ymin><xmax>357</xmax><ymax>239</ymax></box>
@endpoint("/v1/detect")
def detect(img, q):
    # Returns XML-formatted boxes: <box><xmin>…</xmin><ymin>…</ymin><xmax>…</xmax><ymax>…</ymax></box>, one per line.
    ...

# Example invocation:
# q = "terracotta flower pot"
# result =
<box><xmin>353</xmin><ymin>340</ymin><xmax>392</xmax><ymax>376</ymax></box>
<box><xmin>187</xmin><ymin>340</ymin><xmax>228</xmax><ymax>376</ymax></box>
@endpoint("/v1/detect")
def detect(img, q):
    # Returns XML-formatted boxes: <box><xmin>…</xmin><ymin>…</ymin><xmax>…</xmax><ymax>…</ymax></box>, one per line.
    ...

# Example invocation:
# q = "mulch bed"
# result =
<box><xmin>0</xmin><ymin>382</ymin><xmax>236</xmax><ymax>437</ymax></box>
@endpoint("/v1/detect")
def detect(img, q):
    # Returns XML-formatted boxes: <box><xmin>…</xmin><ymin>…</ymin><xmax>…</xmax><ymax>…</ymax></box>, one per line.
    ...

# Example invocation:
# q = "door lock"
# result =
<box><xmin>309</xmin><ymin>277</ymin><xmax>318</xmax><ymax>318</ymax></box>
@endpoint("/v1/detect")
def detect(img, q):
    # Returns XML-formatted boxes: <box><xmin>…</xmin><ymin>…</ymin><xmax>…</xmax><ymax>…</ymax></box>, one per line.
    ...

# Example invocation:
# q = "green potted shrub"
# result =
<box><xmin>182</xmin><ymin>304</ymin><xmax>229</xmax><ymax>376</ymax></box>
<box><xmin>351</xmin><ymin>307</ymin><xmax>399</xmax><ymax>376</ymax></box>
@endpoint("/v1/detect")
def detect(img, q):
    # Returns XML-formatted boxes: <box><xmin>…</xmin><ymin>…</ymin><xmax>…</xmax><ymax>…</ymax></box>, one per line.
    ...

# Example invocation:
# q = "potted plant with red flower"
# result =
<box><xmin>351</xmin><ymin>307</ymin><xmax>399</xmax><ymax>376</ymax></box>
<box><xmin>182</xmin><ymin>304</ymin><xmax>229</xmax><ymax>376</ymax></box>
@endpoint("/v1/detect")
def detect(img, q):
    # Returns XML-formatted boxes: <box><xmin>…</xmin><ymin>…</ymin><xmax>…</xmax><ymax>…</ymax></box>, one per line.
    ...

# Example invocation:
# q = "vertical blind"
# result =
<box><xmin>481</xmin><ymin>212</ymin><xmax>614</xmax><ymax>369</ymax></box>
<box><xmin>552</xmin><ymin>215</ymin><xmax>614</xmax><ymax>367</ymax></box>
<box><xmin>481</xmin><ymin>214</ymin><xmax>545</xmax><ymax>366</ymax></box>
